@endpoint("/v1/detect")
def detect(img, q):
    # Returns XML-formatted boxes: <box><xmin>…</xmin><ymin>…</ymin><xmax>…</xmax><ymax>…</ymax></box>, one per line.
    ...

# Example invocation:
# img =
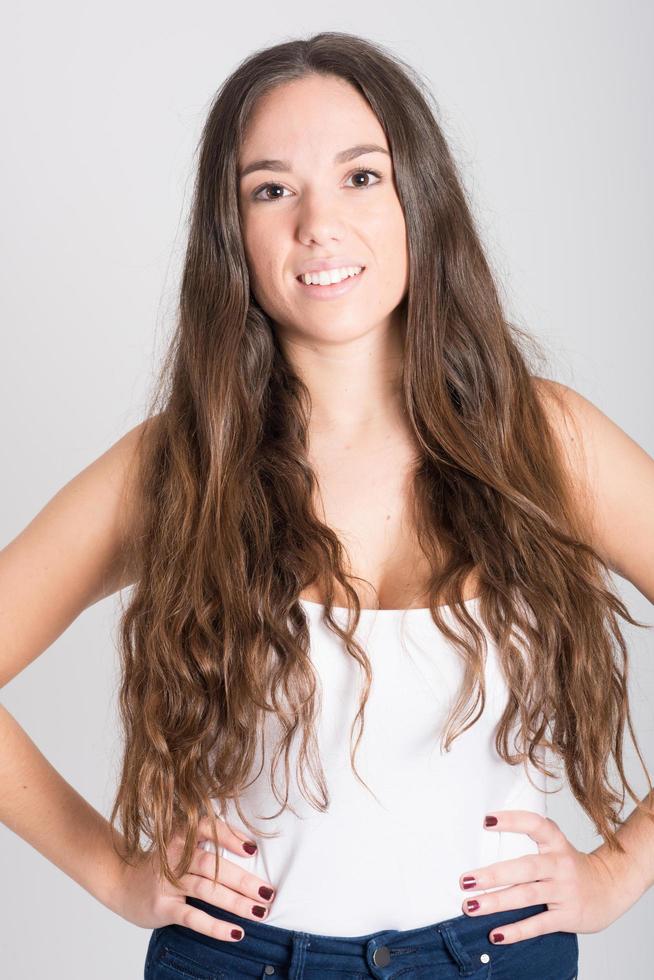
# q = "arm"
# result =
<box><xmin>0</xmin><ymin>703</ymin><xmax>129</xmax><ymax>914</ymax></box>
<box><xmin>592</xmin><ymin>788</ymin><xmax>654</xmax><ymax>911</ymax></box>
<box><xmin>0</xmin><ymin>419</ymin><xmax>149</xmax><ymax>913</ymax></box>
<box><xmin>537</xmin><ymin>379</ymin><xmax>654</xmax><ymax>902</ymax></box>
<box><xmin>535</xmin><ymin>378</ymin><xmax>654</xmax><ymax>606</ymax></box>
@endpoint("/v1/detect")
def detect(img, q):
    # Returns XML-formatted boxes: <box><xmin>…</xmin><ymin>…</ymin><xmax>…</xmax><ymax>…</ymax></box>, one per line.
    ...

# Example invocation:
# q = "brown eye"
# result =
<box><xmin>345</xmin><ymin>168</ymin><xmax>382</xmax><ymax>188</ymax></box>
<box><xmin>252</xmin><ymin>183</ymin><xmax>289</xmax><ymax>202</ymax></box>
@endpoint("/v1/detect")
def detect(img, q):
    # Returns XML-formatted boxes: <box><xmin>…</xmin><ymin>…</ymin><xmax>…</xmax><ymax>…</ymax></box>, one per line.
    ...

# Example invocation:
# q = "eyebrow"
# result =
<box><xmin>238</xmin><ymin>143</ymin><xmax>390</xmax><ymax>181</ymax></box>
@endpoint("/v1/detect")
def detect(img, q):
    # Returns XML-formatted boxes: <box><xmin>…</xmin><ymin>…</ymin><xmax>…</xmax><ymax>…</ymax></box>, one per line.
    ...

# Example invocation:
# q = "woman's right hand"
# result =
<box><xmin>110</xmin><ymin>815</ymin><xmax>276</xmax><ymax>941</ymax></box>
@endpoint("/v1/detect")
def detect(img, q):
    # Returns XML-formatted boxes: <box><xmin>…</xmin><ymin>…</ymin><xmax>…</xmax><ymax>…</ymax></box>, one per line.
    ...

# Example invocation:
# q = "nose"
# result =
<box><xmin>296</xmin><ymin>190</ymin><xmax>347</xmax><ymax>247</ymax></box>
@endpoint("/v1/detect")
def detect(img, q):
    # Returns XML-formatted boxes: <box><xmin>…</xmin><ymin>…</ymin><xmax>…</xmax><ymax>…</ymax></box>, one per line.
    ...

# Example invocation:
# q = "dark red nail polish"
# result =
<box><xmin>466</xmin><ymin>899</ymin><xmax>480</xmax><ymax>912</ymax></box>
<box><xmin>492</xmin><ymin>932</ymin><xmax>504</xmax><ymax>943</ymax></box>
<box><xmin>484</xmin><ymin>815</ymin><xmax>498</xmax><ymax>827</ymax></box>
<box><xmin>252</xmin><ymin>905</ymin><xmax>267</xmax><ymax>918</ymax></box>
<box><xmin>462</xmin><ymin>876</ymin><xmax>477</xmax><ymax>889</ymax></box>
<box><xmin>231</xmin><ymin>929</ymin><xmax>243</xmax><ymax>940</ymax></box>
<box><xmin>243</xmin><ymin>841</ymin><xmax>257</xmax><ymax>854</ymax></box>
<box><xmin>259</xmin><ymin>885</ymin><xmax>274</xmax><ymax>900</ymax></box>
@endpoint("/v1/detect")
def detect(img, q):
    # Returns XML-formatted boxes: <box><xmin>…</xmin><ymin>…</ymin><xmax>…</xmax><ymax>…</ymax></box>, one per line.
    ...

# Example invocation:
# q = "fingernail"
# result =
<box><xmin>484</xmin><ymin>815</ymin><xmax>498</xmax><ymax>827</ymax></box>
<box><xmin>258</xmin><ymin>886</ymin><xmax>274</xmax><ymax>900</ymax></box>
<box><xmin>252</xmin><ymin>905</ymin><xmax>267</xmax><ymax>918</ymax></box>
<box><xmin>462</xmin><ymin>876</ymin><xmax>477</xmax><ymax>889</ymax></box>
<box><xmin>231</xmin><ymin>929</ymin><xmax>243</xmax><ymax>940</ymax></box>
<box><xmin>492</xmin><ymin>932</ymin><xmax>504</xmax><ymax>943</ymax></box>
<box><xmin>243</xmin><ymin>841</ymin><xmax>257</xmax><ymax>854</ymax></box>
<box><xmin>466</xmin><ymin>899</ymin><xmax>480</xmax><ymax>912</ymax></box>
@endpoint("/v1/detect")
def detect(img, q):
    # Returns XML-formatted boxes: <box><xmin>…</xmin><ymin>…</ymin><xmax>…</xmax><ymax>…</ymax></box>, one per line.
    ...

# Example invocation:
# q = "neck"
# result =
<box><xmin>280</xmin><ymin>312</ymin><xmax>408</xmax><ymax>442</ymax></box>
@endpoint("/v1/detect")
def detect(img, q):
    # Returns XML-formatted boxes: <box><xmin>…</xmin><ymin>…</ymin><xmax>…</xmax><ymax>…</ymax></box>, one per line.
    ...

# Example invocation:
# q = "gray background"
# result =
<box><xmin>1</xmin><ymin>1</ymin><xmax>653</xmax><ymax>976</ymax></box>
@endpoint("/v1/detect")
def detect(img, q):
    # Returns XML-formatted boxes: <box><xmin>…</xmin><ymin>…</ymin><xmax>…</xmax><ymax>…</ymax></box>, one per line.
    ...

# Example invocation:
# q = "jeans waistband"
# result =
<box><xmin>181</xmin><ymin>896</ymin><xmax>551</xmax><ymax>978</ymax></box>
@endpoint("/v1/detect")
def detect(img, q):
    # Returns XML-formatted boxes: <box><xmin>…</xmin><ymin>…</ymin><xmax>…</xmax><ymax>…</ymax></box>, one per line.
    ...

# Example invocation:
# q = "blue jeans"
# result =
<box><xmin>144</xmin><ymin>896</ymin><xmax>578</xmax><ymax>979</ymax></box>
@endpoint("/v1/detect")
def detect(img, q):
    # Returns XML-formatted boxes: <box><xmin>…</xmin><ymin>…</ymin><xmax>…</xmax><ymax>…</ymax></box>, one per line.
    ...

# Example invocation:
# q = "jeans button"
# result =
<box><xmin>372</xmin><ymin>946</ymin><xmax>391</xmax><ymax>967</ymax></box>
<box><xmin>264</xmin><ymin>967</ymin><xmax>275</xmax><ymax>975</ymax></box>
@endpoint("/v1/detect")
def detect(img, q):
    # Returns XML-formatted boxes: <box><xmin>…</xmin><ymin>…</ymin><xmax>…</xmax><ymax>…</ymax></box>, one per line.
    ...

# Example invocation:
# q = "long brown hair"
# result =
<box><xmin>109</xmin><ymin>31</ymin><xmax>653</xmax><ymax>890</ymax></box>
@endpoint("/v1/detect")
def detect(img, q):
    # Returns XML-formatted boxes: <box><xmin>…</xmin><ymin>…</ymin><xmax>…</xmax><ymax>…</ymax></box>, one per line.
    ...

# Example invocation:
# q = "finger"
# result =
<box><xmin>462</xmin><ymin>879</ymin><xmax>554</xmax><ymax>918</ymax></box>
<box><xmin>459</xmin><ymin>852</ymin><xmax>557</xmax><ymax>893</ymax></box>
<box><xmin>180</xmin><ymin>871</ymin><xmax>273</xmax><ymax>924</ymax></box>
<box><xmin>483</xmin><ymin>810</ymin><xmax>567</xmax><ymax>852</ymax></box>
<box><xmin>171</xmin><ymin>898</ymin><xmax>246</xmax><ymax>942</ymax></box>
<box><xmin>188</xmin><ymin>848</ymin><xmax>276</xmax><ymax>905</ymax></box>
<box><xmin>197</xmin><ymin>814</ymin><xmax>259</xmax><ymax>857</ymax></box>
<box><xmin>485</xmin><ymin>909</ymin><xmax>560</xmax><ymax>946</ymax></box>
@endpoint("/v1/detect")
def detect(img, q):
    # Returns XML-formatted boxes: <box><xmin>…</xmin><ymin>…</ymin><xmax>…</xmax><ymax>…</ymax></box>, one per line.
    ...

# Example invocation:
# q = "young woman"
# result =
<box><xmin>2</xmin><ymin>32</ymin><xmax>653</xmax><ymax>980</ymax></box>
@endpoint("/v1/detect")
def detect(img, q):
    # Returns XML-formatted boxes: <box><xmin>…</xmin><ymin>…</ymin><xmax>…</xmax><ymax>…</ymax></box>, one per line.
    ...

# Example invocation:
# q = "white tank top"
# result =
<box><xmin>200</xmin><ymin>595</ymin><xmax>549</xmax><ymax>935</ymax></box>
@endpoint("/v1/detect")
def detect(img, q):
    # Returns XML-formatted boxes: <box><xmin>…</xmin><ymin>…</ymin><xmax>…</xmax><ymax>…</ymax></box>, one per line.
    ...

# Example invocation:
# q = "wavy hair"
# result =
<box><xmin>108</xmin><ymin>31</ymin><xmax>653</xmax><ymax>890</ymax></box>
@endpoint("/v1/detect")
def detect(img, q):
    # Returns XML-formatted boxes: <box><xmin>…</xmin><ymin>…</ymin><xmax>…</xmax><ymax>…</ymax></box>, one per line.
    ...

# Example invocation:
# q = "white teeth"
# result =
<box><xmin>300</xmin><ymin>265</ymin><xmax>362</xmax><ymax>286</ymax></box>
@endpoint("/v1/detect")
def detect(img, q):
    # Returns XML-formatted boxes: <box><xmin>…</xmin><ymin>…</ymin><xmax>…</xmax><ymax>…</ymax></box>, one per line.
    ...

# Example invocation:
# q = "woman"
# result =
<box><xmin>2</xmin><ymin>32</ymin><xmax>653</xmax><ymax>980</ymax></box>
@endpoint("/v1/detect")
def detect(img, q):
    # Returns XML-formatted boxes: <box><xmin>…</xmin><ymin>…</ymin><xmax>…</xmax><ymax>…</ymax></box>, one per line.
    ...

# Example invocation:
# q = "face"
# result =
<box><xmin>237</xmin><ymin>74</ymin><xmax>409</xmax><ymax>347</ymax></box>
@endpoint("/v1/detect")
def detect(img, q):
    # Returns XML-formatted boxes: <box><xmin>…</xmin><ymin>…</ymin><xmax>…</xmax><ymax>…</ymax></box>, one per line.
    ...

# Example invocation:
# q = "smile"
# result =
<box><xmin>295</xmin><ymin>266</ymin><xmax>366</xmax><ymax>301</ymax></box>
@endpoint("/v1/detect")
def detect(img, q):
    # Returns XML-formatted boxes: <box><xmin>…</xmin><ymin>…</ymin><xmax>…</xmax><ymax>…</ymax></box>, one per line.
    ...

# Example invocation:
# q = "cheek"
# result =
<box><xmin>367</xmin><ymin>198</ymin><xmax>407</xmax><ymax>256</ymax></box>
<box><xmin>378</xmin><ymin>212</ymin><xmax>409</xmax><ymax>286</ymax></box>
<box><xmin>393</xmin><ymin>206</ymin><xmax>409</xmax><ymax>260</ymax></box>
<box><xmin>243</xmin><ymin>234</ymin><xmax>272</xmax><ymax>293</ymax></box>
<box><xmin>243</xmin><ymin>220</ymin><xmax>284</xmax><ymax>287</ymax></box>
<box><xmin>245</xmin><ymin>249</ymin><xmax>286</xmax><ymax>315</ymax></box>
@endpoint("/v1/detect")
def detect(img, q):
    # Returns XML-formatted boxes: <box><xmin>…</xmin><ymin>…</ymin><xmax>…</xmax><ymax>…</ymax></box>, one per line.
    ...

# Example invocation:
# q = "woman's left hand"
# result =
<box><xmin>458</xmin><ymin>810</ymin><xmax>630</xmax><ymax>944</ymax></box>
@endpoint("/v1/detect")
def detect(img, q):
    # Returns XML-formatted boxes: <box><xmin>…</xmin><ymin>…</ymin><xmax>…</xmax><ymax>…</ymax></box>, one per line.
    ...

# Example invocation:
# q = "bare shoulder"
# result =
<box><xmin>0</xmin><ymin>415</ymin><xmax>159</xmax><ymax>687</ymax></box>
<box><xmin>532</xmin><ymin>376</ymin><xmax>593</xmax><ymax>487</ymax></box>
<box><xmin>533</xmin><ymin>376</ymin><xmax>654</xmax><ymax>602</ymax></box>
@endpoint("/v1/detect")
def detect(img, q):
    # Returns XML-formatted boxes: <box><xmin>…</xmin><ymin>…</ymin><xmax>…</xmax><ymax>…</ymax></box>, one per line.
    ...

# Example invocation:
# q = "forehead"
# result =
<box><xmin>239</xmin><ymin>75</ymin><xmax>388</xmax><ymax>166</ymax></box>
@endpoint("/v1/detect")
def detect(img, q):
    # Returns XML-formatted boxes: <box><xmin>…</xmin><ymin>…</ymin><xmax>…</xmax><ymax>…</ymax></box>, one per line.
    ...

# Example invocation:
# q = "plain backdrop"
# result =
<box><xmin>1</xmin><ymin>1</ymin><xmax>653</xmax><ymax>977</ymax></box>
